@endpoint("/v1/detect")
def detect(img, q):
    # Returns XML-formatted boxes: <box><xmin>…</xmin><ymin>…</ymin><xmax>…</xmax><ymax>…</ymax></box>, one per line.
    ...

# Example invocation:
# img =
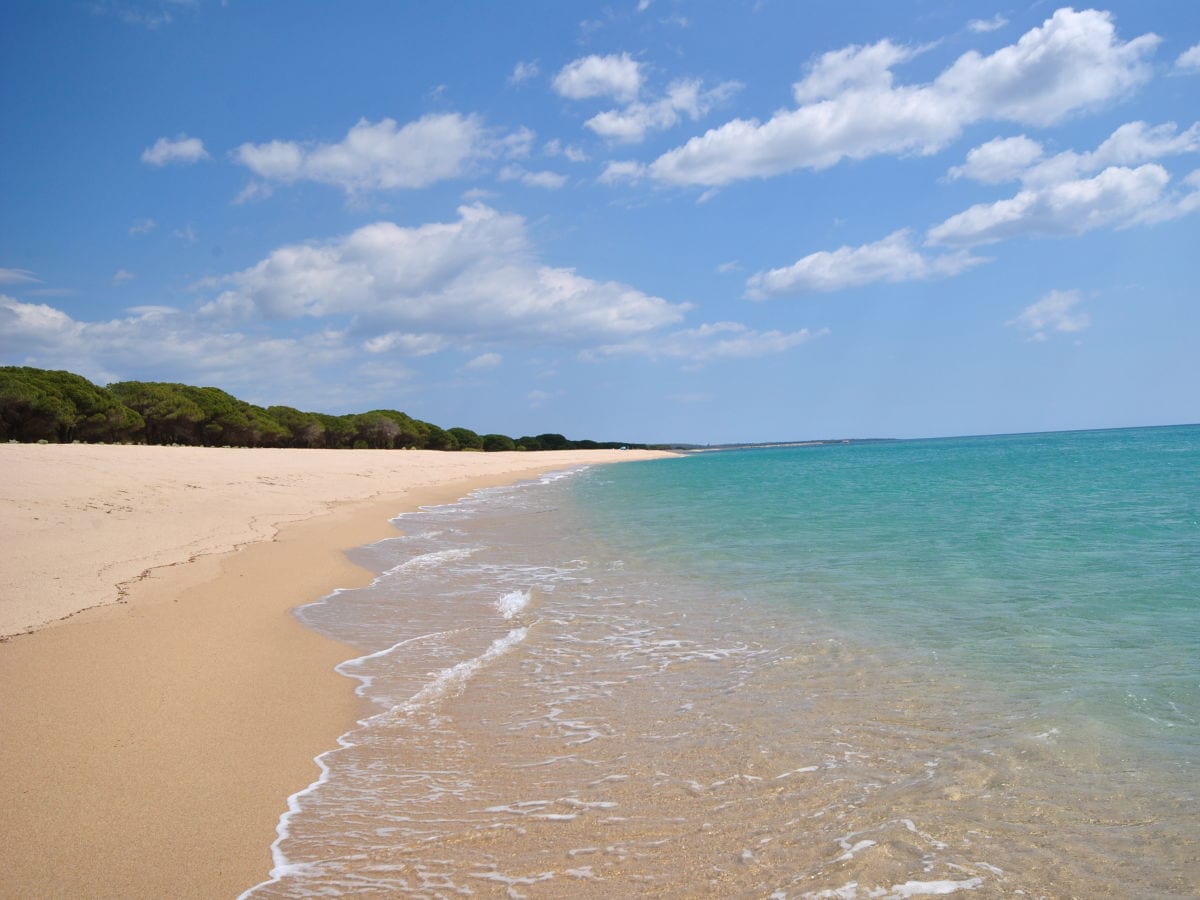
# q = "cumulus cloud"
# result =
<box><xmin>648</xmin><ymin>8</ymin><xmax>1158</xmax><ymax>186</ymax></box>
<box><xmin>586</xmin><ymin>78</ymin><xmax>741</xmax><ymax>143</ymax></box>
<box><xmin>1177</xmin><ymin>43</ymin><xmax>1200</xmax><ymax>72</ymax></box>
<box><xmin>552</xmin><ymin>53</ymin><xmax>643</xmax><ymax>102</ymax></box>
<box><xmin>555</xmin><ymin>51</ymin><xmax>737</xmax><ymax>145</ymax></box>
<box><xmin>934</xmin><ymin>120</ymin><xmax>1200</xmax><ymax>246</ymax></box>
<box><xmin>141</xmin><ymin>134</ymin><xmax>209</xmax><ymax>166</ymax></box>
<box><xmin>202</xmin><ymin>204</ymin><xmax>687</xmax><ymax>345</ymax></box>
<box><xmin>790</xmin><ymin>38</ymin><xmax>918</xmax><ymax>105</ymax></box>
<box><xmin>2</xmin><ymin>205</ymin><xmax>816</xmax><ymax>394</ymax></box>
<box><xmin>1007</xmin><ymin>289</ymin><xmax>1091</xmax><ymax>341</ymax></box>
<box><xmin>0</xmin><ymin>294</ymin><xmax>353</xmax><ymax>393</ymax></box>
<box><xmin>950</xmin><ymin>120</ymin><xmax>1200</xmax><ymax>187</ymax></box>
<box><xmin>947</xmin><ymin>135</ymin><xmax>1046</xmax><ymax>184</ymax></box>
<box><xmin>232</xmin><ymin>114</ymin><xmax>522</xmax><ymax>196</ymax></box>
<box><xmin>746</xmin><ymin>230</ymin><xmax>986</xmax><ymax>297</ymax></box>
<box><xmin>928</xmin><ymin>163</ymin><xmax>1199</xmax><ymax>246</ymax></box>
<box><xmin>749</xmin><ymin>119</ymin><xmax>1199</xmax><ymax>299</ymax></box>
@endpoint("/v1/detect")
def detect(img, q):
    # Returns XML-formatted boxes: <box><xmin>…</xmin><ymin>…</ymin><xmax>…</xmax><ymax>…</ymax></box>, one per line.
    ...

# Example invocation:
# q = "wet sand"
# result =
<box><xmin>0</xmin><ymin>445</ymin><xmax>673</xmax><ymax>898</ymax></box>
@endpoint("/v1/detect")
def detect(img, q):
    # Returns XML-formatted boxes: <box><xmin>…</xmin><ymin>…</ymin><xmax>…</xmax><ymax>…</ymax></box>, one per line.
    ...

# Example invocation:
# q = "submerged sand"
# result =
<box><xmin>0</xmin><ymin>444</ymin><xmax>674</xmax><ymax>897</ymax></box>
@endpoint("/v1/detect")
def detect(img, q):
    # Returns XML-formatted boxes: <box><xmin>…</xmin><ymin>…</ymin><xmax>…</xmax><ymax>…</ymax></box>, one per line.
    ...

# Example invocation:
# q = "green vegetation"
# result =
<box><xmin>0</xmin><ymin>366</ymin><xmax>652</xmax><ymax>451</ymax></box>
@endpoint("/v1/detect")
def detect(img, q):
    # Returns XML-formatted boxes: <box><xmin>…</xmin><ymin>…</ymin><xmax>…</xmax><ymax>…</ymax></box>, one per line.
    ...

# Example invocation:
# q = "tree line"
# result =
<box><xmin>0</xmin><ymin>367</ymin><xmax>652</xmax><ymax>452</ymax></box>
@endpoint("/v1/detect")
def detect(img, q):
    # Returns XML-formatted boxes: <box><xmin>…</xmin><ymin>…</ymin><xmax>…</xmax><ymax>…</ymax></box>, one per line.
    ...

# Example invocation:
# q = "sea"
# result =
<box><xmin>241</xmin><ymin>425</ymin><xmax>1199</xmax><ymax>899</ymax></box>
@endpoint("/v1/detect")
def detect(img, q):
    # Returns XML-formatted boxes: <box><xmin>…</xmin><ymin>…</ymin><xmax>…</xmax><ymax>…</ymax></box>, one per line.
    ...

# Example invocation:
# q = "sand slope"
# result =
<box><xmin>0</xmin><ymin>443</ymin><xmax>671</xmax><ymax>637</ymax></box>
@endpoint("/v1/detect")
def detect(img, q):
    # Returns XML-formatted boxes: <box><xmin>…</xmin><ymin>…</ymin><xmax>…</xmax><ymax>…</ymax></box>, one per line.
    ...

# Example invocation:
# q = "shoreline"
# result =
<box><xmin>0</xmin><ymin>445</ymin><xmax>674</xmax><ymax>897</ymax></box>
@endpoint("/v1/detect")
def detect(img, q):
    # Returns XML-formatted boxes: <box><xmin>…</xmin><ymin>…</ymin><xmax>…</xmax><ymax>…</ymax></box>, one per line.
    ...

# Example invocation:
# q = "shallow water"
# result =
<box><xmin>243</xmin><ymin>427</ymin><xmax>1200</xmax><ymax>898</ymax></box>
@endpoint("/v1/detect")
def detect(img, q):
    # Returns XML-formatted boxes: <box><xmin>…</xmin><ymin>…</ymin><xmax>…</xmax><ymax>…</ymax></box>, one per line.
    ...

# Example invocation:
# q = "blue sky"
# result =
<box><xmin>2</xmin><ymin>1</ymin><xmax>1198</xmax><ymax>443</ymax></box>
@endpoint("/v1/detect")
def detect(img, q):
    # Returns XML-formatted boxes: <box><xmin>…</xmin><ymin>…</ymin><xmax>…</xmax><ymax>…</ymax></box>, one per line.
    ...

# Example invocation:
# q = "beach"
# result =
<box><xmin>0</xmin><ymin>444</ymin><xmax>674</xmax><ymax>898</ymax></box>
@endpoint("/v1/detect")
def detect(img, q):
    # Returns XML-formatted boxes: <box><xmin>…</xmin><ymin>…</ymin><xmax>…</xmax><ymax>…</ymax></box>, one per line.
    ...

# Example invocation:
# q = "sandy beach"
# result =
<box><xmin>0</xmin><ymin>444</ymin><xmax>674</xmax><ymax>898</ymax></box>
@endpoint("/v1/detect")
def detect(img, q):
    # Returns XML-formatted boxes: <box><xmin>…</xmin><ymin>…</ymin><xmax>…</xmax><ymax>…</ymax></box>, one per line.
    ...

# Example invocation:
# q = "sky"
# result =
<box><xmin>1</xmin><ymin>1</ymin><xmax>1198</xmax><ymax>444</ymax></box>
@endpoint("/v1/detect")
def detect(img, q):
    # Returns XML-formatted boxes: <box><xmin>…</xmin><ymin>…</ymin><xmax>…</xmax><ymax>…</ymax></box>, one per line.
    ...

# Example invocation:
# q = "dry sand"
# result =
<box><xmin>0</xmin><ymin>444</ymin><xmax>675</xmax><ymax>898</ymax></box>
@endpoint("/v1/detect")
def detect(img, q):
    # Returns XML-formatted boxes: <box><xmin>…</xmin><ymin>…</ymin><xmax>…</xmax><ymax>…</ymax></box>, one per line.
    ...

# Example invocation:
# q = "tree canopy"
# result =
<box><xmin>0</xmin><ymin>366</ymin><xmax>653</xmax><ymax>451</ymax></box>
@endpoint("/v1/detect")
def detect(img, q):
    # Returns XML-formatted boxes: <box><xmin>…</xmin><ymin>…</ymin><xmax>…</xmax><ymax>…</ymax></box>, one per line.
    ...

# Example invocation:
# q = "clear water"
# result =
<box><xmin>242</xmin><ymin>426</ymin><xmax>1200</xmax><ymax>898</ymax></box>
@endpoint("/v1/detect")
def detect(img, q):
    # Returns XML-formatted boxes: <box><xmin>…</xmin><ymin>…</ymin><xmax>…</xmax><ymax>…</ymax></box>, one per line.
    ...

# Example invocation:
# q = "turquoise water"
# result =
<box><xmin>247</xmin><ymin>426</ymin><xmax>1200</xmax><ymax>897</ymax></box>
<box><xmin>576</xmin><ymin>427</ymin><xmax>1200</xmax><ymax>769</ymax></box>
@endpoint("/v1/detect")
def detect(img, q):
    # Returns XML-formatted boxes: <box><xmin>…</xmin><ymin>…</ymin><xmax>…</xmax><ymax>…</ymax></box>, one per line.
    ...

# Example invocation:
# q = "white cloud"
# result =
<box><xmin>968</xmin><ymin>14</ymin><xmax>1008</xmax><ymax>34</ymax></box>
<box><xmin>948</xmin><ymin>135</ymin><xmax>1046</xmax><ymax>184</ymax></box>
<box><xmin>112</xmin><ymin>269</ymin><xmax>136</xmax><ymax>285</ymax></box>
<box><xmin>509</xmin><ymin>60</ymin><xmax>540</xmax><ymax>85</ymax></box>
<box><xmin>934</xmin><ymin>120</ymin><xmax>1200</xmax><ymax>246</ymax></box>
<box><xmin>3</xmin><ymin>202</ymin><xmax>816</xmax><ymax>396</ymax></box>
<box><xmin>1089</xmin><ymin>120</ymin><xmax>1200</xmax><ymax>168</ymax></box>
<box><xmin>591</xmin><ymin>321</ymin><xmax>825</xmax><ymax>362</ymax></box>
<box><xmin>202</xmin><ymin>204</ymin><xmax>687</xmax><ymax>345</ymax></box>
<box><xmin>498</xmin><ymin>165</ymin><xmax>568</xmax><ymax>189</ymax></box>
<box><xmin>586</xmin><ymin>79</ymin><xmax>741</xmax><ymax>143</ymax></box>
<box><xmin>1007</xmin><ymin>289</ymin><xmax>1090</xmax><ymax>341</ymax></box>
<box><xmin>0</xmin><ymin>295</ymin><xmax>352</xmax><ymax>394</ymax></box>
<box><xmin>129</xmin><ymin>218</ymin><xmax>157</xmax><ymax>235</ymax></box>
<box><xmin>716</xmin><ymin>260</ymin><xmax>740</xmax><ymax>274</ymax></box>
<box><xmin>0</xmin><ymin>267</ymin><xmax>40</xmax><ymax>284</ymax></box>
<box><xmin>950</xmin><ymin>120</ymin><xmax>1200</xmax><ymax>187</ymax></box>
<box><xmin>544</xmin><ymin>139</ymin><xmax>590</xmax><ymax>162</ymax></box>
<box><xmin>1177</xmin><ymin>43</ymin><xmax>1200</xmax><ymax>72</ymax></box>
<box><xmin>141</xmin><ymin>133</ymin><xmax>209</xmax><ymax>166</ymax></box>
<box><xmin>746</xmin><ymin>230</ymin><xmax>986</xmax><ymax>297</ymax></box>
<box><xmin>0</xmin><ymin>295</ymin><xmax>77</xmax><ymax>348</ymax></box>
<box><xmin>361</xmin><ymin>332</ymin><xmax>446</xmax><ymax>356</ymax></box>
<box><xmin>649</xmin><ymin>9</ymin><xmax>1158</xmax><ymax>186</ymax></box>
<box><xmin>232</xmin><ymin>114</ymin><xmax>519</xmax><ymax>195</ymax></box>
<box><xmin>598</xmin><ymin>160</ymin><xmax>647</xmax><ymax>184</ymax></box>
<box><xmin>461</xmin><ymin>186</ymin><xmax>498</xmax><ymax>202</ymax></box>
<box><xmin>465</xmin><ymin>352</ymin><xmax>503</xmax><ymax>369</ymax></box>
<box><xmin>498</xmin><ymin>126</ymin><xmax>536</xmax><ymax>159</ymax></box>
<box><xmin>790</xmin><ymin>39</ymin><xmax>917</xmax><ymax>105</ymax></box>
<box><xmin>927</xmin><ymin>163</ymin><xmax>1199</xmax><ymax>246</ymax></box>
<box><xmin>552</xmin><ymin>53</ymin><xmax>643</xmax><ymax>102</ymax></box>
<box><xmin>233</xmin><ymin>180</ymin><xmax>273</xmax><ymax>205</ymax></box>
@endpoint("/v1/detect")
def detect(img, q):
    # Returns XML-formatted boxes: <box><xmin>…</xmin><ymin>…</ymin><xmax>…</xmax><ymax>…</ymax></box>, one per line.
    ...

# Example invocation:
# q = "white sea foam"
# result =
<box><xmin>496</xmin><ymin>589</ymin><xmax>531</xmax><ymax>620</ymax></box>
<box><xmin>392</xmin><ymin>627</ymin><xmax>529</xmax><ymax>717</ymax></box>
<box><xmin>882</xmin><ymin>877</ymin><xmax>984</xmax><ymax>896</ymax></box>
<box><xmin>380</xmin><ymin>546</ymin><xmax>477</xmax><ymax>578</ymax></box>
<box><xmin>802</xmin><ymin>877</ymin><xmax>984</xmax><ymax>899</ymax></box>
<box><xmin>775</xmin><ymin>765</ymin><xmax>820</xmax><ymax>779</ymax></box>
